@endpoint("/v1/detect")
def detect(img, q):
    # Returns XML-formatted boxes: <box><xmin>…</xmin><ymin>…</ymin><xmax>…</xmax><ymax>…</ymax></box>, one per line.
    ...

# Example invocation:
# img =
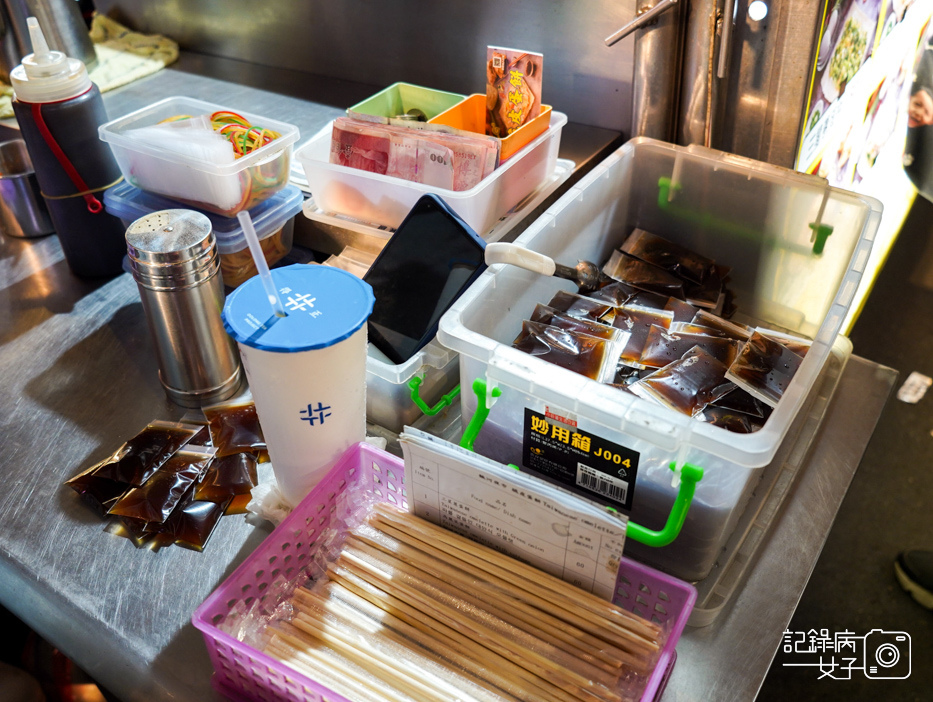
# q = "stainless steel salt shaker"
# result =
<box><xmin>126</xmin><ymin>209</ymin><xmax>242</xmax><ymax>408</ymax></box>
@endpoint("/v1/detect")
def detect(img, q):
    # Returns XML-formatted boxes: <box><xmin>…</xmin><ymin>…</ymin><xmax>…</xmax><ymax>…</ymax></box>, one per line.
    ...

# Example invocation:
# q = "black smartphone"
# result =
<box><xmin>364</xmin><ymin>194</ymin><xmax>487</xmax><ymax>364</ymax></box>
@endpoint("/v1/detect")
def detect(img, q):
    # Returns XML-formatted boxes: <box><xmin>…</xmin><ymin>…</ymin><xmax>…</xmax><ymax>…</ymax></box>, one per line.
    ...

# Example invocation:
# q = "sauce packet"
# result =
<box><xmin>711</xmin><ymin>385</ymin><xmax>772</xmax><ymax>419</ymax></box>
<box><xmin>511</xmin><ymin>320</ymin><xmax>619</xmax><ymax>382</ymax></box>
<box><xmin>691</xmin><ymin>310</ymin><xmax>753</xmax><ymax>340</ymax></box>
<box><xmin>108</xmin><ymin>448</ymin><xmax>215</xmax><ymax>523</ymax></box>
<box><xmin>203</xmin><ymin>400</ymin><xmax>267</xmax><ymax>457</ymax></box>
<box><xmin>619</xmin><ymin>228</ymin><xmax>718</xmax><ymax>284</ymax></box>
<box><xmin>610</xmin><ymin>306</ymin><xmax>675</xmax><ymax>367</ymax></box>
<box><xmin>529</xmin><ymin>304</ymin><xmax>627</xmax><ymax>342</ymax></box>
<box><xmin>84</xmin><ymin>420</ymin><xmax>203</xmax><ymax>487</ymax></box>
<box><xmin>665</xmin><ymin>296</ymin><xmax>699</xmax><ymax>322</ymax></box>
<box><xmin>588</xmin><ymin>280</ymin><xmax>670</xmax><ymax>310</ymax></box>
<box><xmin>725</xmin><ymin>331</ymin><xmax>804</xmax><ymax>407</ymax></box>
<box><xmin>629</xmin><ymin>347</ymin><xmax>733</xmax><ymax>416</ymax></box>
<box><xmin>639</xmin><ymin>324</ymin><xmax>743</xmax><ymax>369</ymax></box>
<box><xmin>602</xmin><ymin>250</ymin><xmax>686</xmax><ymax>299</ymax></box>
<box><xmin>547</xmin><ymin>290</ymin><xmax>618</xmax><ymax>325</ymax></box>
<box><xmin>696</xmin><ymin>406</ymin><xmax>761</xmax><ymax>433</ymax></box>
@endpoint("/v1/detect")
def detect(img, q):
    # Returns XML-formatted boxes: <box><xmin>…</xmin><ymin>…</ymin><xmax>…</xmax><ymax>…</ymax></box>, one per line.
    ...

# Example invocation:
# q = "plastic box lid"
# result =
<box><xmin>98</xmin><ymin>96</ymin><xmax>300</xmax><ymax>176</ymax></box>
<box><xmin>104</xmin><ymin>182</ymin><xmax>304</xmax><ymax>253</ymax></box>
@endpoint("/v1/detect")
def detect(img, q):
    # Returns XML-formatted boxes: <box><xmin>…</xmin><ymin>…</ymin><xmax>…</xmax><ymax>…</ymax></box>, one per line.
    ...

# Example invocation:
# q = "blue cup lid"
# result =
<box><xmin>222</xmin><ymin>264</ymin><xmax>375</xmax><ymax>352</ymax></box>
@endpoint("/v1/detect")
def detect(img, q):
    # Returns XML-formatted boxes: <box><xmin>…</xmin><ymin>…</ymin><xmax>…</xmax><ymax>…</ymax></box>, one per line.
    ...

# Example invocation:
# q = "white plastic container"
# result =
<box><xmin>295</xmin><ymin>111</ymin><xmax>566</xmax><ymax>234</ymax></box>
<box><xmin>223</xmin><ymin>264</ymin><xmax>375</xmax><ymax>507</ymax></box>
<box><xmin>99</xmin><ymin>96</ymin><xmax>300</xmax><ymax>217</ymax></box>
<box><xmin>437</xmin><ymin>138</ymin><xmax>882</xmax><ymax>581</ymax></box>
<box><xmin>367</xmin><ymin>339</ymin><xmax>460</xmax><ymax>434</ymax></box>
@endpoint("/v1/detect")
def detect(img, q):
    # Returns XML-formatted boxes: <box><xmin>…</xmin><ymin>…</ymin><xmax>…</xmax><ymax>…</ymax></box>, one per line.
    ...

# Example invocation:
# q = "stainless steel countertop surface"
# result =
<box><xmin>0</xmin><ymin>55</ymin><xmax>896</xmax><ymax>702</ymax></box>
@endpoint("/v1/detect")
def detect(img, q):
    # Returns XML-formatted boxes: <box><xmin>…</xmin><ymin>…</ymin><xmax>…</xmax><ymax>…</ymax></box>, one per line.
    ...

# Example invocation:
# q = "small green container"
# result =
<box><xmin>347</xmin><ymin>82</ymin><xmax>465</xmax><ymax>122</ymax></box>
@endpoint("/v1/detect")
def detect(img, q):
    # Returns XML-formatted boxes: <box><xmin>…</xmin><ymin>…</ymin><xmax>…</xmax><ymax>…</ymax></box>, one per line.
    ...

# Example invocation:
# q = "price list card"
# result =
<box><xmin>400</xmin><ymin>429</ymin><xmax>627</xmax><ymax>600</ymax></box>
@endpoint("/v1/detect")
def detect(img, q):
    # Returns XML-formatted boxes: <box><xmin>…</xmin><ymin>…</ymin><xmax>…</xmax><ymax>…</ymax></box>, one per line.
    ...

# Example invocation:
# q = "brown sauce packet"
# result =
<box><xmin>697</xmin><ymin>406</ymin><xmax>761</xmax><ymax>433</ymax></box>
<box><xmin>547</xmin><ymin>289</ymin><xmax>618</xmax><ymax>325</ymax></box>
<box><xmin>588</xmin><ymin>280</ymin><xmax>670</xmax><ymax>309</ymax></box>
<box><xmin>203</xmin><ymin>400</ymin><xmax>267</xmax><ymax>457</ymax></box>
<box><xmin>629</xmin><ymin>347</ymin><xmax>733</xmax><ymax>416</ymax></box>
<box><xmin>726</xmin><ymin>331</ymin><xmax>804</xmax><ymax>407</ymax></box>
<box><xmin>619</xmin><ymin>228</ymin><xmax>718</xmax><ymax>284</ymax></box>
<box><xmin>690</xmin><ymin>310</ymin><xmax>753</xmax><ymax>340</ymax></box>
<box><xmin>610</xmin><ymin>306</ymin><xmax>675</xmax><ymax>367</ymax></box>
<box><xmin>108</xmin><ymin>448</ymin><xmax>214</xmax><ymax>523</ymax></box>
<box><xmin>195</xmin><ymin>451</ymin><xmax>260</xmax><ymax>503</ymax></box>
<box><xmin>512</xmin><ymin>320</ymin><xmax>617</xmax><ymax>382</ymax></box>
<box><xmin>639</xmin><ymin>324</ymin><xmax>743</xmax><ymax>369</ymax></box>
<box><xmin>530</xmin><ymin>304</ymin><xmax>625</xmax><ymax>341</ymax></box>
<box><xmin>602</xmin><ymin>250</ymin><xmax>686</xmax><ymax>299</ymax></box>
<box><xmin>87</xmin><ymin>420</ymin><xmax>203</xmax><ymax>486</ymax></box>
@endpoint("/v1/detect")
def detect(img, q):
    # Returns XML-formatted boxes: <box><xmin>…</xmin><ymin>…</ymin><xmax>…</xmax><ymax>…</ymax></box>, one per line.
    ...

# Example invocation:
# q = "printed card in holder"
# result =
<box><xmin>485</xmin><ymin>46</ymin><xmax>544</xmax><ymax>137</ymax></box>
<box><xmin>400</xmin><ymin>428</ymin><xmax>627</xmax><ymax>600</ymax></box>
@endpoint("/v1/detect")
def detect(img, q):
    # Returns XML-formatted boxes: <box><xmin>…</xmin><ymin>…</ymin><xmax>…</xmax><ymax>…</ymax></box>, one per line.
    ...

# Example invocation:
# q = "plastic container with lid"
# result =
<box><xmin>296</xmin><ymin>110</ymin><xmax>566</xmax><ymax>234</ymax></box>
<box><xmin>98</xmin><ymin>96</ymin><xmax>300</xmax><ymax>217</ymax></box>
<box><xmin>223</xmin><ymin>263</ymin><xmax>375</xmax><ymax>505</ymax></box>
<box><xmin>347</xmin><ymin>82</ymin><xmax>466</xmax><ymax>122</ymax></box>
<box><xmin>105</xmin><ymin>182</ymin><xmax>303</xmax><ymax>288</ymax></box>
<box><xmin>437</xmin><ymin>137</ymin><xmax>882</xmax><ymax>582</ymax></box>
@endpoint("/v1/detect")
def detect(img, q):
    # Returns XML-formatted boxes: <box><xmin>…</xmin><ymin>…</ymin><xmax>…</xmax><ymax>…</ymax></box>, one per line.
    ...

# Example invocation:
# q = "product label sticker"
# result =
<box><xmin>522</xmin><ymin>408</ymin><xmax>638</xmax><ymax>511</ymax></box>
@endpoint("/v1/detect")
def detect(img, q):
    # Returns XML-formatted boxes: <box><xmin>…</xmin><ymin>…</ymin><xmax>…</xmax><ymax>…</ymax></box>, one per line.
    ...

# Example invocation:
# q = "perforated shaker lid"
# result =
<box><xmin>126</xmin><ymin>209</ymin><xmax>215</xmax><ymax>269</ymax></box>
<box><xmin>223</xmin><ymin>264</ymin><xmax>375</xmax><ymax>352</ymax></box>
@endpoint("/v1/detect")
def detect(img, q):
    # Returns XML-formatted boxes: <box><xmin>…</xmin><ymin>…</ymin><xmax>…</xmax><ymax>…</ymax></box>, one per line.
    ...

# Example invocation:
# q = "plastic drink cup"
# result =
<box><xmin>222</xmin><ymin>263</ymin><xmax>375</xmax><ymax>506</ymax></box>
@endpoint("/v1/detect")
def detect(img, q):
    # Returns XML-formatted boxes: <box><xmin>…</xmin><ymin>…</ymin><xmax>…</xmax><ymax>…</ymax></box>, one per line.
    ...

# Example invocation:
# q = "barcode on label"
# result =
<box><xmin>577</xmin><ymin>463</ymin><xmax>628</xmax><ymax>503</ymax></box>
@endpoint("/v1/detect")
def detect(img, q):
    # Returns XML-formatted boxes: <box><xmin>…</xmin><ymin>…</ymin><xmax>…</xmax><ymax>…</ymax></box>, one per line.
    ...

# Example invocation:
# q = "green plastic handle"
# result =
<box><xmin>457</xmin><ymin>378</ymin><xmax>703</xmax><ymax>548</ymax></box>
<box><xmin>624</xmin><ymin>462</ymin><xmax>704</xmax><ymax>547</ymax></box>
<box><xmin>460</xmin><ymin>378</ymin><xmax>501</xmax><ymax>452</ymax></box>
<box><xmin>408</xmin><ymin>377</ymin><xmax>461</xmax><ymax>417</ymax></box>
<box><xmin>657</xmin><ymin>176</ymin><xmax>829</xmax><ymax>256</ymax></box>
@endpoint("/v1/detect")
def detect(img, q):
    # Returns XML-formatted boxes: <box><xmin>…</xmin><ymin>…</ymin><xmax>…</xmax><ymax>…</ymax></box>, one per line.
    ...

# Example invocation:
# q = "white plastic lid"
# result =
<box><xmin>10</xmin><ymin>17</ymin><xmax>92</xmax><ymax>103</ymax></box>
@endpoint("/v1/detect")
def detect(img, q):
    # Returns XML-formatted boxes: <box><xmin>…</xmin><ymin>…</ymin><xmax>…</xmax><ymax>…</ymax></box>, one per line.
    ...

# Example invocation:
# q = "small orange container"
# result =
<box><xmin>429</xmin><ymin>94</ymin><xmax>552</xmax><ymax>161</ymax></box>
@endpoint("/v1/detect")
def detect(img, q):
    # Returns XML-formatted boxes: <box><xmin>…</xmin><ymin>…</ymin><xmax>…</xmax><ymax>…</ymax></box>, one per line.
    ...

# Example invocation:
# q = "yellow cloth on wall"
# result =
<box><xmin>0</xmin><ymin>14</ymin><xmax>179</xmax><ymax>118</ymax></box>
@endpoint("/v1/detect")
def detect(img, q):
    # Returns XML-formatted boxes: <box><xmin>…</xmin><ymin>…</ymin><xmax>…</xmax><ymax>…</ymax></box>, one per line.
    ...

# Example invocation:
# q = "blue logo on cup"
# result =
<box><xmin>300</xmin><ymin>402</ymin><xmax>332</xmax><ymax>426</ymax></box>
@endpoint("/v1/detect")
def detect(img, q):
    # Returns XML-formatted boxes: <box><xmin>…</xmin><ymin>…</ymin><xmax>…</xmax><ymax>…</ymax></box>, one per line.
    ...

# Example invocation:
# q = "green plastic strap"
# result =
<box><xmin>657</xmin><ymin>176</ymin><xmax>826</xmax><ymax>257</ymax></box>
<box><xmin>624</xmin><ymin>462</ymin><xmax>704</xmax><ymax>547</ymax></box>
<box><xmin>408</xmin><ymin>377</ymin><xmax>461</xmax><ymax>417</ymax></box>
<box><xmin>458</xmin><ymin>378</ymin><xmax>703</xmax><ymax>548</ymax></box>
<box><xmin>460</xmin><ymin>378</ymin><xmax>500</xmax><ymax>452</ymax></box>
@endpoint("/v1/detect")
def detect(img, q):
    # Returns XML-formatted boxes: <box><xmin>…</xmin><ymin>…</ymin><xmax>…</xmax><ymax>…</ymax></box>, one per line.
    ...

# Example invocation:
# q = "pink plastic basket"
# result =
<box><xmin>193</xmin><ymin>442</ymin><xmax>696</xmax><ymax>702</ymax></box>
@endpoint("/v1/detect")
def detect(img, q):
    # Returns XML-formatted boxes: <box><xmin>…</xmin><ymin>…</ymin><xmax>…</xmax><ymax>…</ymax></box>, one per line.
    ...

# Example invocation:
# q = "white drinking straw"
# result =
<box><xmin>237</xmin><ymin>210</ymin><xmax>287</xmax><ymax>317</ymax></box>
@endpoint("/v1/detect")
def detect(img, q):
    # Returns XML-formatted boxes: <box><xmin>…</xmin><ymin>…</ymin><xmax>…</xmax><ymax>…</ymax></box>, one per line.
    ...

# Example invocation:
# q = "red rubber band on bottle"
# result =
<box><xmin>32</xmin><ymin>102</ymin><xmax>104</xmax><ymax>213</ymax></box>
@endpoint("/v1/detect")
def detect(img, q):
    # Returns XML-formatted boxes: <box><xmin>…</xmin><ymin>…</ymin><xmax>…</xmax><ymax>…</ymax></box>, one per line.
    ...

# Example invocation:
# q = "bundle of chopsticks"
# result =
<box><xmin>262</xmin><ymin>504</ymin><xmax>664</xmax><ymax>702</ymax></box>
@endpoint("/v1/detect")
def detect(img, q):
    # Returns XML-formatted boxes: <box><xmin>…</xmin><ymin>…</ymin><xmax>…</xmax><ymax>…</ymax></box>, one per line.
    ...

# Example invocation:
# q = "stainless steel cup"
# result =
<box><xmin>0</xmin><ymin>138</ymin><xmax>53</xmax><ymax>238</ymax></box>
<box><xmin>126</xmin><ymin>209</ymin><xmax>242</xmax><ymax>408</ymax></box>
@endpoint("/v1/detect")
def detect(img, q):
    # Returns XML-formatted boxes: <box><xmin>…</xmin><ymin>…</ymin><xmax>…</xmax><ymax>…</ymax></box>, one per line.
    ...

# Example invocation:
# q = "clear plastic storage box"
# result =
<box><xmin>437</xmin><ymin>138</ymin><xmax>882</xmax><ymax>582</ymax></box>
<box><xmin>295</xmin><ymin>111</ymin><xmax>566</xmax><ymax>233</ymax></box>
<box><xmin>104</xmin><ymin>182</ymin><xmax>304</xmax><ymax>288</ymax></box>
<box><xmin>98</xmin><ymin>96</ymin><xmax>300</xmax><ymax>217</ymax></box>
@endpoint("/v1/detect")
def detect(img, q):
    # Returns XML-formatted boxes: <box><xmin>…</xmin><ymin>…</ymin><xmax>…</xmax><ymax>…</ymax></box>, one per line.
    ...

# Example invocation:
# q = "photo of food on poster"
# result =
<box><xmin>797</xmin><ymin>0</ymin><xmax>932</xmax><ymax>189</ymax></box>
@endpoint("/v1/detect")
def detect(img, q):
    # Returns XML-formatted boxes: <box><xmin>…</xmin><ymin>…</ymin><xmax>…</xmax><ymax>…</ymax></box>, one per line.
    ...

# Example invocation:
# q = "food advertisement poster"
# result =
<box><xmin>797</xmin><ymin>0</ymin><xmax>933</xmax><ymax>330</ymax></box>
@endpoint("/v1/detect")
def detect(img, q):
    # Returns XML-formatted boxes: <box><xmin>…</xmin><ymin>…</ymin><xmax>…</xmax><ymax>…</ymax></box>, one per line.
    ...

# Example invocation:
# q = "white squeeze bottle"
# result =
<box><xmin>11</xmin><ymin>16</ymin><xmax>127</xmax><ymax>277</ymax></box>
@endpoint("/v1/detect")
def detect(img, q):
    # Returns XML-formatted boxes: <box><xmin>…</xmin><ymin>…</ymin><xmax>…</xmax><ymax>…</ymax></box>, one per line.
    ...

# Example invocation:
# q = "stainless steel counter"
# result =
<box><xmin>0</xmin><ymin>56</ymin><xmax>895</xmax><ymax>702</ymax></box>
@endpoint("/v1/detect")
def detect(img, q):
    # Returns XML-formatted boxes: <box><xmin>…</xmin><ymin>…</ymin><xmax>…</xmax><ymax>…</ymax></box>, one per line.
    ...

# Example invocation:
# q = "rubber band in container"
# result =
<box><xmin>98</xmin><ymin>96</ymin><xmax>300</xmax><ymax>217</ymax></box>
